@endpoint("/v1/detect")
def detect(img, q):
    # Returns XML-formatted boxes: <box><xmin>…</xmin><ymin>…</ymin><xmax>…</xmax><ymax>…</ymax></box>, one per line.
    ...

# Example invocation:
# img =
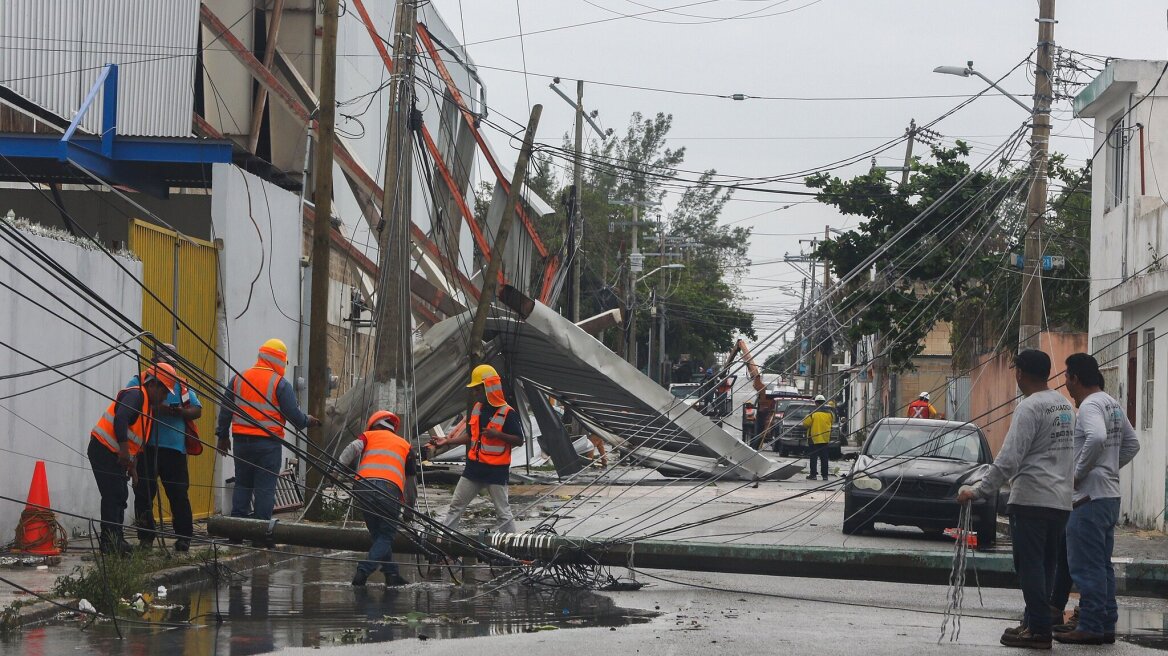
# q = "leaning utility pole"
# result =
<box><xmin>373</xmin><ymin>0</ymin><xmax>417</xmax><ymax>433</ymax></box>
<box><xmin>570</xmin><ymin>80</ymin><xmax>584</xmax><ymax>323</ymax></box>
<box><xmin>305</xmin><ymin>0</ymin><xmax>340</xmax><ymax>519</ymax></box>
<box><xmin>1018</xmin><ymin>0</ymin><xmax>1055</xmax><ymax>350</ymax></box>
<box><xmin>467</xmin><ymin>105</ymin><xmax>544</xmax><ymax>363</ymax></box>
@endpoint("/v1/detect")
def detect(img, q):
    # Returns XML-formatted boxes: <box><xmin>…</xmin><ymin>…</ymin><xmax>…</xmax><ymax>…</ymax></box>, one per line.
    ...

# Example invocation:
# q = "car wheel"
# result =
<box><xmin>842</xmin><ymin>494</ymin><xmax>872</xmax><ymax>535</ymax></box>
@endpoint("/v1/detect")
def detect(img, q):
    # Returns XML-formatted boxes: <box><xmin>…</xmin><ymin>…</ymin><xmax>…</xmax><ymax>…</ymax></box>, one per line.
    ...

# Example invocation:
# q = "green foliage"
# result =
<box><xmin>808</xmin><ymin>143</ymin><xmax>1089</xmax><ymax>373</ymax></box>
<box><xmin>499</xmin><ymin>111</ymin><xmax>753</xmax><ymax>364</ymax></box>
<box><xmin>51</xmin><ymin>550</ymin><xmax>198</xmax><ymax>614</ymax></box>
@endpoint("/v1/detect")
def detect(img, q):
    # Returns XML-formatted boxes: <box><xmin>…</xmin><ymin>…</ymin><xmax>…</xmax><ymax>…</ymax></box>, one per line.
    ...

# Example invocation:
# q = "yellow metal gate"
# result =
<box><xmin>129</xmin><ymin>220</ymin><xmax>220</xmax><ymax>519</ymax></box>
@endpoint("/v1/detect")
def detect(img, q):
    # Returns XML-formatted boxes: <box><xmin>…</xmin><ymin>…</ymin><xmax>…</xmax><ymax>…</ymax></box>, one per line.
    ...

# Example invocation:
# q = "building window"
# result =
<box><xmin>1106</xmin><ymin>116</ymin><xmax>1128</xmax><ymax>211</ymax></box>
<box><xmin>1144</xmin><ymin>328</ymin><xmax>1155</xmax><ymax>429</ymax></box>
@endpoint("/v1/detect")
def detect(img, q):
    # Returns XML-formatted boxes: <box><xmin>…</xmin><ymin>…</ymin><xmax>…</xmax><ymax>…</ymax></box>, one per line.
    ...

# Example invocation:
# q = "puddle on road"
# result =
<box><xmin>0</xmin><ymin>554</ymin><xmax>655</xmax><ymax>655</ymax></box>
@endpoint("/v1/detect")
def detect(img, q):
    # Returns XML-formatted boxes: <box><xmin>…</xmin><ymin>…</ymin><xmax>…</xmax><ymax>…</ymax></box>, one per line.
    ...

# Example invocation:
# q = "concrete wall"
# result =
<box><xmin>895</xmin><ymin>355</ymin><xmax>952</xmax><ymax>419</ymax></box>
<box><xmin>0</xmin><ymin>225</ymin><xmax>142</xmax><ymax>536</ymax></box>
<box><xmin>211</xmin><ymin>164</ymin><xmax>305</xmax><ymax>505</ymax></box>
<box><xmin>968</xmin><ymin>332</ymin><xmax>1087</xmax><ymax>455</ymax></box>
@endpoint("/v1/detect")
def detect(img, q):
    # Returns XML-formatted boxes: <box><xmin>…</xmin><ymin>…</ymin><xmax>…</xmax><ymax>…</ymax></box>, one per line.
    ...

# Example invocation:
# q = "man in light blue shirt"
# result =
<box><xmin>130</xmin><ymin>343</ymin><xmax>202</xmax><ymax>551</ymax></box>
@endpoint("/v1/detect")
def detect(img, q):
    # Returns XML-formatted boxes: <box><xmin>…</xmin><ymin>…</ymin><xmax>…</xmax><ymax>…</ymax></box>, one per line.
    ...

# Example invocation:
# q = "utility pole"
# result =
<box><xmin>372</xmin><ymin>0</ymin><xmax>418</xmax><ymax>435</ymax></box>
<box><xmin>900</xmin><ymin>119</ymin><xmax>916</xmax><ymax>187</ymax></box>
<box><xmin>628</xmin><ymin>206</ymin><xmax>640</xmax><ymax>367</ymax></box>
<box><xmin>305</xmin><ymin>0</ymin><xmax>339</xmax><ymax>519</ymax></box>
<box><xmin>1018</xmin><ymin>0</ymin><xmax>1055</xmax><ymax>350</ymax></box>
<box><xmin>814</xmin><ymin>226</ymin><xmax>831</xmax><ymax>397</ymax></box>
<box><xmin>467</xmin><ymin>105</ymin><xmax>544</xmax><ymax>363</ymax></box>
<box><xmin>570</xmin><ymin>80</ymin><xmax>584</xmax><ymax>323</ymax></box>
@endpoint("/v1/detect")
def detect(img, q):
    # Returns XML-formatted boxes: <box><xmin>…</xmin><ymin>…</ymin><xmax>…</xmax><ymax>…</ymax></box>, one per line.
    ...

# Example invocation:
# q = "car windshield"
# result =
<box><xmin>670</xmin><ymin>385</ymin><xmax>700</xmax><ymax>399</ymax></box>
<box><xmin>783</xmin><ymin>405</ymin><xmax>815</xmax><ymax>420</ymax></box>
<box><xmin>866</xmin><ymin>424</ymin><xmax>983</xmax><ymax>461</ymax></box>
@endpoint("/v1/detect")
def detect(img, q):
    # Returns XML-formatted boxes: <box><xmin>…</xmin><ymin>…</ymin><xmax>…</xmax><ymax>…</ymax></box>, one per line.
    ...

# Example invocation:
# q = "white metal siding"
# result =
<box><xmin>1</xmin><ymin>0</ymin><xmax>199</xmax><ymax>137</ymax></box>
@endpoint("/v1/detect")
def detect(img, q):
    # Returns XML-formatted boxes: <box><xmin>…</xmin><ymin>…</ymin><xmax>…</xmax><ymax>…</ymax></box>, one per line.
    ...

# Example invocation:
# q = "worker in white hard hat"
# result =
<box><xmin>907</xmin><ymin>391</ymin><xmax>941</xmax><ymax>419</ymax></box>
<box><xmin>216</xmin><ymin>339</ymin><xmax>320</xmax><ymax>527</ymax></box>
<box><xmin>427</xmin><ymin>364</ymin><xmax>523</xmax><ymax>534</ymax></box>
<box><xmin>802</xmin><ymin>394</ymin><xmax>834</xmax><ymax>480</ymax></box>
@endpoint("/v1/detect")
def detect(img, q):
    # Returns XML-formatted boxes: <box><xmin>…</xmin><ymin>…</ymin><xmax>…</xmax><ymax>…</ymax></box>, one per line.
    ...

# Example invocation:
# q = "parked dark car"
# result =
<box><xmin>772</xmin><ymin>402</ymin><xmax>843</xmax><ymax>458</ymax></box>
<box><xmin>841</xmin><ymin>418</ymin><xmax>1002</xmax><ymax>547</ymax></box>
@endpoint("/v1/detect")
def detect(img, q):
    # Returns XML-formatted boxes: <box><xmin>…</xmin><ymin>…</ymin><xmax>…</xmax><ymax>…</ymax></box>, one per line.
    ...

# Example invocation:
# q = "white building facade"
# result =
<box><xmin>1075</xmin><ymin>59</ymin><xmax>1168</xmax><ymax>531</ymax></box>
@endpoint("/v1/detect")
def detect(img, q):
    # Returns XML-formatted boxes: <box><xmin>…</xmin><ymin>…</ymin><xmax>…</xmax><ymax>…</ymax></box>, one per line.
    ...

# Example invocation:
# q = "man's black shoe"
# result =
<box><xmin>1104</xmin><ymin>632</ymin><xmax>1115</xmax><ymax>644</ymax></box>
<box><xmin>999</xmin><ymin>628</ymin><xmax>1051</xmax><ymax>649</ymax></box>
<box><xmin>806</xmin><ymin>475</ymin><xmax>818</xmax><ymax>480</ymax></box>
<box><xmin>351</xmin><ymin>570</ymin><xmax>369</xmax><ymax>586</ymax></box>
<box><xmin>1053</xmin><ymin>630</ymin><xmax>1105</xmax><ymax>645</ymax></box>
<box><xmin>386</xmin><ymin>573</ymin><xmax>409</xmax><ymax>586</ymax></box>
<box><xmin>174</xmin><ymin>539</ymin><xmax>191</xmax><ymax>553</ymax></box>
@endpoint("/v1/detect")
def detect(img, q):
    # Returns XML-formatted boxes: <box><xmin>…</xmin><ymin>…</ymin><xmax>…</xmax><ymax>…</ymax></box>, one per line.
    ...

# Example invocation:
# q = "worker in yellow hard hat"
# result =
<box><xmin>216</xmin><ymin>339</ymin><xmax>320</xmax><ymax>530</ymax></box>
<box><xmin>427</xmin><ymin>364</ymin><xmax>523</xmax><ymax>534</ymax></box>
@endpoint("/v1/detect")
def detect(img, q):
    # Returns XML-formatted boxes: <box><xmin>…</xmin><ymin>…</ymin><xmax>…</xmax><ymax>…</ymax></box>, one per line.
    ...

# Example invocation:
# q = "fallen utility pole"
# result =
<box><xmin>1018</xmin><ymin>0</ymin><xmax>1055</xmax><ymax>350</ymax></box>
<box><xmin>466</xmin><ymin>104</ymin><xmax>544</xmax><ymax>364</ymax></box>
<box><xmin>206</xmin><ymin>517</ymin><xmax>1168</xmax><ymax>596</ymax></box>
<box><xmin>305</xmin><ymin>0</ymin><xmax>340</xmax><ymax>520</ymax></box>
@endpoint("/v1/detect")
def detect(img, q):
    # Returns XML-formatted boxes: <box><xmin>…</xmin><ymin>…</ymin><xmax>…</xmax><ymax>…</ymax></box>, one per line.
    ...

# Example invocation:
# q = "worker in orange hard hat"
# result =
<box><xmin>215</xmin><ymin>339</ymin><xmax>320</xmax><ymax>527</ymax></box>
<box><xmin>88</xmin><ymin>361</ymin><xmax>177</xmax><ymax>556</ymax></box>
<box><xmin>427</xmin><ymin>364</ymin><xmax>523</xmax><ymax>534</ymax></box>
<box><xmin>337</xmin><ymin>410</ymin><xmax>416</xmax><ymax>586</ymax></box>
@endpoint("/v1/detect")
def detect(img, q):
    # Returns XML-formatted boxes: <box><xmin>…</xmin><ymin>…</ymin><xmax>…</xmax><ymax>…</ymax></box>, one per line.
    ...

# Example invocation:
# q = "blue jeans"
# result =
<box><xmin>231</xmin><ymin>436</ymin><xmax>283</xmax><ymax>520</ymax></box>
<box><xmin>1066</xmin><ymin>497</ymin><xmax>1121</xmax><ymax>635</ymax></box>
<box><xmin>355</xmin><ymin>479</ymin><xmax>402</xmax><ymax>577</ymax></box>
<box><xmin>1009</xmin><ymin>509</ymin><xmax>1068</xmax><ymax>636</ymax></box>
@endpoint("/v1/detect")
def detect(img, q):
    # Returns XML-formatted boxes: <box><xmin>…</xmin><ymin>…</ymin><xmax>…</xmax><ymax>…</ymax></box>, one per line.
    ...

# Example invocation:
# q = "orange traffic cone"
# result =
<box><xmin>15</xmin><ymin>460</ymin><xmax>62</xmax><ymax>556</ymax></box>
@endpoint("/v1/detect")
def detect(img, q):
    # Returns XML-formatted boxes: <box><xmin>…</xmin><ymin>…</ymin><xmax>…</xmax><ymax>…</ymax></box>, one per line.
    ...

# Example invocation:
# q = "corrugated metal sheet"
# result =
<box><xmin>129</xmin><ymin>220</ymin><xmax>220</xmax><ymax>518</ymax></box>
<box><xmin>1</xmin><ymin>0</ymin><xmax>199</xmax><ymax>137</ymax></box>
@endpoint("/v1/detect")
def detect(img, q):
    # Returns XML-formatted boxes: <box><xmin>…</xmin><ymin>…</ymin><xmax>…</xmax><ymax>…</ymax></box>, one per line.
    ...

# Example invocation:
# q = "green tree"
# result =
<box><xmin>809</xmin><ymin>143</ymin><xmax>1089</xmax><ymax>373</ymax></box>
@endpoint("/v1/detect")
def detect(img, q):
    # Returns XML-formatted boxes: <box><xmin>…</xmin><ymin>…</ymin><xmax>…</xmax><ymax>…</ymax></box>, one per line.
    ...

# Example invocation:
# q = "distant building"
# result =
<box><xmin>1074</xmin><ymin>59</ymin><xmax>1168</xmax><ymax>530</ymax></box>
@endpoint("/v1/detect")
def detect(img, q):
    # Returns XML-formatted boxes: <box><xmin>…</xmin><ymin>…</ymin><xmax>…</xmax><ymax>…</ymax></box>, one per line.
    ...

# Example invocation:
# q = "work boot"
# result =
<box><xmin>174</xmin><ymin>539</ymin><xmax>191</xmax><ymax>553</ymax></box>
<box><xmin>1003</xmin><ymin>624</ymin><xmax>1027</xmax><ymax>637</ymax></box>
<box><xmin>1051</xmin><ymin>607</ymin><xmax>1079</xmax><ymax>633</ymax></box>
<box><xmin>999</xmin><ymin>628</ymin><xmax>1051</xmax><ymax>649</ymax></box>
<box><xmin>1053</xmin><ymin>630</ymin><xmax>1105</xmax><ymax>645</ymax></box>
<box><xmin>385</xmin><ymin>573</ymin><xmax>409</xmax><ymax>586</ymax></box>
<box><xmin>351</xmin><ymin>570</ymin><xmax>369</xmax><ymax>586</ymax></box>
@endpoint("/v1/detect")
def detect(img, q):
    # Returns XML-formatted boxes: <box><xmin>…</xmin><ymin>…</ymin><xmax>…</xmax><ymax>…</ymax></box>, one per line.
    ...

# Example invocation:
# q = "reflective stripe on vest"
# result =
<box><xmin>91</xmin><ymin>386</ymin><xmax>152</xmax><ymax>456</ymax></box>
<box><xmin>907</xmin><ymin>400</ymin><xmax>930</xmax><ymax>419</ymax></box>
<box><xmin>356</xmin><ymin>430</ymin><xmax>411</xmax><ymax>492</ymax></box>
<box><xmin>467</xmin><ymin>402</ymin><xmax>513</xmax><ymax>465</ymax></box>
<box><xmin>230</xmin><ymin>366</ymin><xmax>286</xmax><ymax>437</ymax></box>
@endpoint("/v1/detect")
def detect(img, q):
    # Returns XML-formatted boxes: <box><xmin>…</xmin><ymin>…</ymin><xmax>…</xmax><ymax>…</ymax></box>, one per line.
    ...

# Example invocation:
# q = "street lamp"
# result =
<box><xmin>636</xmin><ymin>263</ymin><xmax>684</xmax><ymax>284</ymax></box>
<box><xmin>932</xmin><ymin>61</ymin><xmax>1032</xmax><ymax>113</ymax></box>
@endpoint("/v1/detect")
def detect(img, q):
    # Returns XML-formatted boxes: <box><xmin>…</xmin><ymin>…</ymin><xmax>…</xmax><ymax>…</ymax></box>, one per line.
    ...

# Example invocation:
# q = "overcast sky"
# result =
<box><xmin>425</xmin><ymin>0</ymin><xmax>1167</xmax><ymax>351</ymax></box>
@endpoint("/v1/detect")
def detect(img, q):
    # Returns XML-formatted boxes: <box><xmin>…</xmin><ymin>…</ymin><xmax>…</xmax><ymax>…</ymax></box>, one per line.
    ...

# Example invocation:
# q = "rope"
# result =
<box><xmin>9</xmin><ymin>508</ymin><xmax>68</xmax><ymax>554</ymax></box>
<box><xmin>939</xmin><ymin>500</ymin><xmax>974</xmax><ymax>643</ymax></box>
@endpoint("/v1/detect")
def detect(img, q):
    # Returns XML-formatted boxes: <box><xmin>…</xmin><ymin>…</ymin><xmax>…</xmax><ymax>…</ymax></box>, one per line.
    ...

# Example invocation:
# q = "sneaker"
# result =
<box><xmin>999</xmin><ymin>628</ymin><xmax>1051</xmax><ymax>649</ymax></box>
<box><xmin>351</xmin><ymin>570</ymin><xmax>369</xmax><ymax>586</ymax></box>
<box><xmin>1052</xmin><ymin>607</ymin><xmax>1079</xmax><ymax>633</ymax></box>
<box><xmin>1053</xmin><ymin>630</ymin><xmax>1104</xmax><ymax>645</ymax></box>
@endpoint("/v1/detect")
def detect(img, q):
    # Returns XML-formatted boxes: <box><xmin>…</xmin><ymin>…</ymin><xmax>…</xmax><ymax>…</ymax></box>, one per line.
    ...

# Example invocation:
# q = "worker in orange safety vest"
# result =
<box><xmin>338</xmin><ymin>410</ymin><xmax>416</xmax><ymax>586</ymax></box>
<box><xmin>215</xmin><ymin>338</ymin><xmax>320</xmax><ymax>524</ymax></box>
<box><xmin>88</xmin><ymin>362</ymin><xmax>177</xmax><ymax>556</ymax></box>
<box><xmin>907</xmin><ymin>392</ymin><xmax>941</xmax><ymax>419</ymax></box>
<box><xmin>428</xmin><ymin>364</ymin><xmax>524</xmax><ymax>534</ymax></box>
